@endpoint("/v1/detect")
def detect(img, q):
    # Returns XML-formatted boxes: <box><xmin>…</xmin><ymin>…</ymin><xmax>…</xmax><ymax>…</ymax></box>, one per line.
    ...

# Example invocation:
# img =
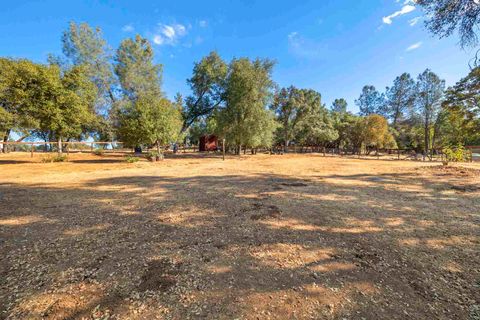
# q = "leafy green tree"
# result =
<box><xmin>34</xmin><ymin>64</ymin><xmax>97</xmax><ymax>154</ymax></box>
<box><xmin>331</xmin><ymin>98</ymin><xmax>348</xmax><ymax>113</ymax></box>
<box><xmin>416</xmin><ymin>0</ymin><xmax>480</xmax><ymax>49</ymax></box>
<box><xmin>113</xmin><ymin>35</ymin><xmax>182</xmax><ymax>157</ymax></box>
<box><xmin>217</xmin><ymin>58</ymin><xmax>277</xmax><ymax>154</ymax></box>
<box><xmin>331</xmin><ymin>111</ymin><xmax>361</xmax><ymax>150</ymax></box>
<box><xmin>440</xmin><ymin>67</ymin><xmax>480</xmax><ymax>145</ymax></box>
<box><xmin>60</xmin><ymin>22</ymin><xmax>116</xmax><ymax>105</ymax></box>
<box><xmin>414</xmin><ymin>69</ymin><xmax>445</xmax><ymax>156</ymax></box>
<box><xmin>385</xmin><ymin>73</ymin><xmax>416</xmax><ymax>128</ymax></box>
<box><xmin>115</xmin><ymin>94</ymin><xmax>182</xmax><ymax>157</ymax></box>
<box><xmin>355</xmin><ymin>85</ymin><xmax>386</xmax><ymax>116</ymax></box>
<box><xmin>115</xmin><ymin>35</ymin><xmax>163</xmax><ymax>100</ymax></box>
<box><xmin>295</xmin><ymin>103</ymin><xmax>338</xmax><ymax>147</ymax></box>
<box><xmin>271</xmin><ymin>86</ymin><xmax>312</xmax><ymax>151</ymax></box>
<box><xmin>0</xmin><ymin>58</ymin><xmax>41</xmax><ymax>152</ymax></box>
<box><xmin>182</xmin><ymin>51</ymin><xmax>228</xmax><ymax>132</ymax></box>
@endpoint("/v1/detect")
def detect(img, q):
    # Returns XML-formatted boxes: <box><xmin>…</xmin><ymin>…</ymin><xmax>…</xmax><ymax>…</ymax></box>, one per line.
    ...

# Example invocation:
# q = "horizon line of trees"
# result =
<box><xmin>1</xmin><ymin>21</ymin><xmax>479</xmax><ymax>158</ymax></box>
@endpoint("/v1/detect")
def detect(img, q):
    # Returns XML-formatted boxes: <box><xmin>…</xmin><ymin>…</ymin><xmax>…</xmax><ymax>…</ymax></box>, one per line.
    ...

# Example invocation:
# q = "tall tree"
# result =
<box><xmin>331</xmin><ymin>98</ymin><xmax>348</xmax><ymax>113</ymax></box>
<box><xmin>271</xmin><ymin>86</ymin><xmax>310</xmax><ymax>151</ymax></box>
<box><xmin>355</xmin><ymin>85</ymin><xmax>386</xmax><ymax>116</ymax></box>
<box><xmin>385</xmin><ymin>73</ymin><xmax>416</xmax><ymax>128</ymax></box>
<box><xmin>182</xmin><ymin>51</ymin><xmax>228</xmax><ymax>132</ymax></box>
<box><xmin>115</xmin><ymin>35</ymin><xmax>163</xmax><ymax>100</ymax></box>
<box><xmin>60</xmin><ymin>21</ymin><xmax>116</xmax><ymax>108</ymax></box>
<box><xmin>415</xmin><ymin>69</ymin><xmax>445</xmax><ymax>157</ymax></box>
<box><xmin>416</xmin><ymin>0</ymin><xmax>480</xmax><ymax>49</ymax></box>
<box><xmin>113</xmin><ymin>36</ymin><xmax>182</xmax><ymax>157</ymax></box>
<box><xmin>217</xmin><ymin>58</ymin><xmax>276</xmax><ymax>154</ymax></box>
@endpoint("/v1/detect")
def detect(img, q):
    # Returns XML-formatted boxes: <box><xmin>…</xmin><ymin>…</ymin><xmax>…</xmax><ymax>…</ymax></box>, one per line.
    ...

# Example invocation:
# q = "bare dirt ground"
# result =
<box><xmin>0</xmin><ymin>152</ymin><xmax>479</xmax><ymax>319</ymax></box>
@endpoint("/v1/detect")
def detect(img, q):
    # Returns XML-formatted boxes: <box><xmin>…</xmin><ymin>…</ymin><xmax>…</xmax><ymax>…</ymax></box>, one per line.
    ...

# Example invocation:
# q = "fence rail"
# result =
<box><xmin>1</xmin><ymin>141</ymin><xmax>478</xmax><ymax>162</ymax></box>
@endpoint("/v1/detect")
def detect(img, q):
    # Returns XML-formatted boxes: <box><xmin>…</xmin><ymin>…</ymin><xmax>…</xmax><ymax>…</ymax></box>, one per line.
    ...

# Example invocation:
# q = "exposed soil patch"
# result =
<box><xmin>138</xmin><ymin>259</ymin><xmax>179</xmax><ymax>292</ymax></box>
<box><xmin>250</xmin><ymin>204</ymin><xmax>282</xmax><ymax>220</ymax></box>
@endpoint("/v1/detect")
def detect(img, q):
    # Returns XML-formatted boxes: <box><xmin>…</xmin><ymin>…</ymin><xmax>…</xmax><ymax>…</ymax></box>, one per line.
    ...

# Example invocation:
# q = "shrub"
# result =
<box><xmin>93</xmin><ymin>148</ymin><xmax>104</xmax><ymax>156</ymax></box>
<box><xmin>125</xmin><ymin>155</ymin><xmax>140</xmax><ymax>163</ymax></box>
<box><xmin>442</xmin><ymin>144</ymin><xmax>468</xmax><ymax>165</ymax></box>
<box><xmin>145</xmin><ymin>151</ymin><xmax>164</xmax><ymax>162</ymax></box>
<box><xmin>42</xmin><ymin>154</ymin><xmax>68</xmax><ymax>163</ymax></box>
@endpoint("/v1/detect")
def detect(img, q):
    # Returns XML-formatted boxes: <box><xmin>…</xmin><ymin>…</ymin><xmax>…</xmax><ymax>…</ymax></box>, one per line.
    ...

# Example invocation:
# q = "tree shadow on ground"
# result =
<box><xmin>0</xmin><ymin>169</ymin><xmax>478</xmax><ymax>319</ymax></box>
<box><xmin>0</xmin><ymin>159</ymin><xmax>32</xmax><ymax>164</ymax></box>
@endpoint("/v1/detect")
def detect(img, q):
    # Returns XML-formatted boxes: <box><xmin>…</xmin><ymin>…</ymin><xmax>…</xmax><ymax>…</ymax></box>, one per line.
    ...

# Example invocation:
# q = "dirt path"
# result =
<box><xmin>1</xmin><ymin>153</ymin><xmax>479</xmax><ymax>319</ymax></box>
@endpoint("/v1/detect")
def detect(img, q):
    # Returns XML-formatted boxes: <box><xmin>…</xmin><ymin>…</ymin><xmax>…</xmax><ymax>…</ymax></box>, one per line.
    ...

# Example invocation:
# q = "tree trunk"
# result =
<box><xmin>2</xmin><ymin>129</ymin><xmax>10</xmax><ymax>153</ymax></box>
<box><xmin>424</xmin><ymin>121</ymin><xmax>429</xmax><ymax>161</ymax></box>
<box><xmin>58</xmin><ymin>136</ymin><xmax>63</xmax><ymax>155</ymax></box>
<box><xmin>156</xmin><ymin>141</ymin><xmax>164</xmax><ymax>161</ymax></box>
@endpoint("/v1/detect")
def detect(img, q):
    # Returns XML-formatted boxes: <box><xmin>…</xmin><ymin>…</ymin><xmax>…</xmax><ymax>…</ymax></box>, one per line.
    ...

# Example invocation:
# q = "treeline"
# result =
<box><xmin>1</xmin><ymin>22</ymin><xmax>479</xmax><ymax>157</ymax></box>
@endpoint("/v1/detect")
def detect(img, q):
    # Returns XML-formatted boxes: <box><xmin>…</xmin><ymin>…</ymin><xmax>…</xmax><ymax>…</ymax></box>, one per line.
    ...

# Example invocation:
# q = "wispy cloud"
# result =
<box><xmin>122</xmin><ymin>24</ymin><xmax>134</xmax><ymax>32</ymax></box>
<box><xmin>408</xmin><ymin>17</ymin><xmax>421</xmax><ymax>26</ymax></box>
<box><xmin>199</xmin><ymin>20</ymin><xmax>207</xmax><ymax>28</ymax></box>
<box><xmin>383</xmin><ymin>4</ymin><xmax>416</xmax><ymax>24</ymax></box>
<box><xmin>287</xmin><ymin>32</ymin><xmax>329</xmax><ymax>60</ymax></box>
<box><xmin>152</xmin><ymin>23</ymin><xmax>187</xmax><ymax>46</ymax></box>
<box><xmin>406</xmin><ymin>41</ymin><xmax>422</xmax><ymax>51</ymax></box>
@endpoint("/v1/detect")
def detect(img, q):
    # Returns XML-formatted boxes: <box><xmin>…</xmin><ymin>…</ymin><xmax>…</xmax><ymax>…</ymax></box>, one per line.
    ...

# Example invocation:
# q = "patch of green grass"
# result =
<box><xmin>125</xmin><ymin>155</ymin><xmax>140</xmax><ymax>163</ymax></box>
<box><xmin>41</xmin><ymin>154</ymin><xmax>68</xmax><ymax>163</ymax></box>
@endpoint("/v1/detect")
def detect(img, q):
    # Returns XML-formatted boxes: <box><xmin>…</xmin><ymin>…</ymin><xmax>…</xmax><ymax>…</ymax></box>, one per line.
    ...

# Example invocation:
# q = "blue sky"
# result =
<box><xmin>0</xmin><ymin>0</ymin><xmax>473</xmax><ymax>113</ymax></box>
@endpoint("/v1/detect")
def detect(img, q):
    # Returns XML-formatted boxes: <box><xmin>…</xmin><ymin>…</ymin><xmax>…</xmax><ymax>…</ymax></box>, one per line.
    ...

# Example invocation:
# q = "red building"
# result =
<box><xmin>199</xmin><ymin>135</ymin><xmax>218</xmax><ymax>152</ymax></box>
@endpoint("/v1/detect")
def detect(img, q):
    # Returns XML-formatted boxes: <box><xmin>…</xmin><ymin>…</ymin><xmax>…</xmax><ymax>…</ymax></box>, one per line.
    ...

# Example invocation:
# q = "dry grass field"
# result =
<box><xmin>0</xmin><ymin>152</ymin><xmax>479</xmax><ymax>319</ymax></box>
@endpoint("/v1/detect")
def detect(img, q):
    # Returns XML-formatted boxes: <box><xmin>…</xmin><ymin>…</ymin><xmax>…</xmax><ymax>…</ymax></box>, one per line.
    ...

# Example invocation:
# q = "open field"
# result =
<box><xmin>0</xmin><ymin>152</ymin><xmax>479</xmax><ymax>319</ymax></box>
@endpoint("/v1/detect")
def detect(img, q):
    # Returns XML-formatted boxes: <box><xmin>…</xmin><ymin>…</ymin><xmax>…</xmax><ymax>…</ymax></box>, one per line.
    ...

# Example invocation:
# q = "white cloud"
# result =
<box><xmin>153</xmin><ymin>35</ymin><xmax>164</xmax><ymax>45</ymax></box>
<box><xmin>408</xmin><ymin>17</ymin><xmax>421</xmax><ymax>26</ymax></box>
<box><xmin>162</xmin><ymin>25</ymin><xmax>176</xmax><ymax>39</ymax></box>
<box><xmin>288</xmin><ymin>31</ymin><xmax>298</xmax><ymax>40</ymax></box>
<box><xmin>152</xmin><ymin>23</ymin><xmax>188</xmax><ymax>46</ymax></box>
<box><xmin>406</xmin><ymin>41</ymin><xmax>422</xmax><ymax>51</ymax></box>
<box><xmin>383</xmin><ymin>5</ymin><xmax>416</xmax><ymax>24</ymax></box>
<box><xmin>122</xmin><ymin>24</ymin><xmax>134</xmax><ymax>32</ymax></box>
<box><xmin>199</xmin><ymin>20</ymin><xmax>207</xmax><ymax>28</ymax></box>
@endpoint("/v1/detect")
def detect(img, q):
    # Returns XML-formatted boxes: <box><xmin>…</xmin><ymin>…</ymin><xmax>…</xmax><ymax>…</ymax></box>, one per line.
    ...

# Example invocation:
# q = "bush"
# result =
<box><xmin>145</xmin><ymin>151</ymin><xmax>164</xmax><ymax>162</ymax></box>
<box><xmin>125</xmin><ymin>155</ymin><xmax>140</xmax><ymax>163</ymax></box>
<box><xmin>442</xmin><ymin>144</ymin><xmax>468</xmax><ymax>165</ymax></box>
<box><xmin>93</xmin><ymin>148</ymin><xmax>104</xmax><ymax>156</ymax></box>
<box><xmin>42</xmin><ymin>154</ymin><xmax>68</xmax><ymax>163</ymax></box>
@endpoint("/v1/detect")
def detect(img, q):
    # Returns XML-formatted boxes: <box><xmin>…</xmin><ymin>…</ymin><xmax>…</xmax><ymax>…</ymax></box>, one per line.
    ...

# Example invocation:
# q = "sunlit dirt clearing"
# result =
<box><xmin>1</xmin><ymin>152</ymin><xmax>479</xmax><ymax>319</ymax></box>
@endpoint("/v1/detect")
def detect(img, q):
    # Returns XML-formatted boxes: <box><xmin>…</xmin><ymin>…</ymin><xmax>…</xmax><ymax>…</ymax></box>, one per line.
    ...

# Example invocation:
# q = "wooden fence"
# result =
<box><xmin>1</xmin><ymin>141</ymin><xmax>477</xmax><ymax>162</ymax></box>
<box><xmin>0</xmin><ymin>141</ymin><xmax>201</xmax><ymax>157</ymax></box>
